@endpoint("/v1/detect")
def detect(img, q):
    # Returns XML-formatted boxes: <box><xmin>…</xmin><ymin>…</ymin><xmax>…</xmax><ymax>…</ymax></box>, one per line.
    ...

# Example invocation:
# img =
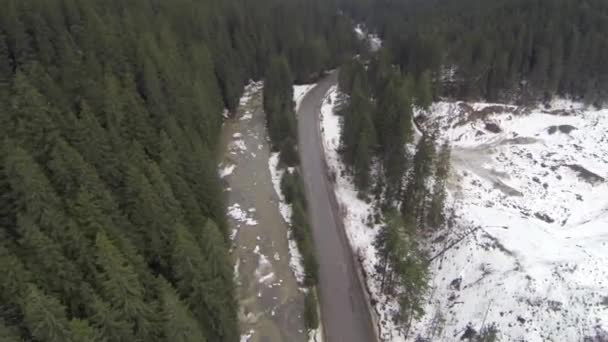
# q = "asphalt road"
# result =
<box><xmin>297</xmin><ymin>72</ymin><xmax>377</xmax><ymax>342</ymax></box>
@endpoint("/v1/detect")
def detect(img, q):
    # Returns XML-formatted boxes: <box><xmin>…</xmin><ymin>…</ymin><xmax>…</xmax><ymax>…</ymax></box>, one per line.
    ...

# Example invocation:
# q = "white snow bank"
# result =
<box><xmin>294</xmin><ymin>84</ymin><xmax>316</xmax><ymax>112</ymax></box>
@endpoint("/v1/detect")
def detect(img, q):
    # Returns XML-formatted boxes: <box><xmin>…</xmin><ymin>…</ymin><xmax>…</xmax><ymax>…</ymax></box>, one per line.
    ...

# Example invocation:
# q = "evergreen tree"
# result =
<box><xmin>304</xmin><ymin>291</ymin><xmax>319</xmax><ymax>330</ymax></box>
<box><xmin>20</xmin><ymin>285</ymin><xmax>73</xmax><ymax>342</ymax></box>
<box><xmin>158</xmin><ymin>277</ymin><xmax>206</xmax><ymax>342</ymax></box>
<box><xmin>374</xmin><ymin>212</ymin><xmax>428</xmax><ymax>329</ymax></box>
<box><xmin>341</xmin><ymin>74</ymin><xmax>376</xmax><ymax>191</ymax></box>
<box><xmin>416</xmin><ymin>70</ymin><xmax>433</xmax><ymax>110</ymax></box>
<box><xmin>263</xmin><ymin>55</ymin><xmax>296</xmax><ymax>151</ymax></box>
<box><xmin>88</xmin><ymin>294</ymin><xmax>135</xmax><ymax>342</ymax></box>
<box><xmin>402</xmin><ymin>133</ymin><xmax>436</xmax><ymax>227</ymax></box>
<box><xmin>69</xmin><ymin>319</ymin><xmax>105</xmax><ymax>342</ymax></box>
<box><xmin>9</xmin><ymin>72</ymin><xmax>59</xmax><ymax>159</ymax></box>
<box><xmin>94</xmin><ymin>231</ymin><xmax>156</xmax><ymax>341</ymax></box>
<box><xmin>427</xmin><ymin>142</ymin><xmax>451</xmax><ymax>229</ymax></box>
<box><xmin>0</xmin><ymin>33</ymin><xmax>10</xmax><ymax>111</ymax></box>
<box><xmin>172</xmin><ymin>223</ymin><xmax>236</xmax><ymax>342</ymax></box>
<box><xmin>0</xmin><ymin>318</ymin><xmax>22</xmax><ymax>342</ymax></box>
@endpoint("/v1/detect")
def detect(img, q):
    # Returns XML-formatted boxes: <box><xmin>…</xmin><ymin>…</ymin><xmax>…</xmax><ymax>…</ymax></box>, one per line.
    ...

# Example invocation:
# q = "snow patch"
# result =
<box><xmin>227</xmin><ymin>203</ymin><xmax>258</xmax><ymax>226</ymax></box>
<box><xmin>229</xmin><ymin>139</ymin><xmax>247</xmax><ymax>154</ymax></box>
<box><xmin>294</xmin><ymin>84</ymin><xmax>316</xmax><ymax>112</ymax></box>
<box><xmin>240</xmin><ymin>330</ymin><xmax>254</xmax><ymax>342</ymax></box>
<box><xmin>219</xmin><ymin>163</ymin><xmax>236</xmax><ymax>178</ymax></box>
<box><xmin>240</xmin><ymin>112</ymin><xmax>253</xmax><ymax>121</ymax></box>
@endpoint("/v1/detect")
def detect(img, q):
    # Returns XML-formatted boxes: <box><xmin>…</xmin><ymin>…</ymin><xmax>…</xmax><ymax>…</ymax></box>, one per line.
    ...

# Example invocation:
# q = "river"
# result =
<box><xmin>220</xmin><ymin>84</ymin><xmax>307</xmax><ymax>342</ymax></box>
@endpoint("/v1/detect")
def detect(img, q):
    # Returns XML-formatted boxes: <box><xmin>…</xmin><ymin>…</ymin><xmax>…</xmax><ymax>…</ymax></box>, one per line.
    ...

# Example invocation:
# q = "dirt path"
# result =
<box><xmin>297</xmin><ymin>72</ymin><xmax>377</xmax><ymax>342</ymax></box>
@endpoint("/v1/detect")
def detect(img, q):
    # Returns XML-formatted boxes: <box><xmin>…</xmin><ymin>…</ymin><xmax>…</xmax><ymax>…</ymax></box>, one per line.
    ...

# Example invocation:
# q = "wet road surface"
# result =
<box><xmin>297</xmin><ymin>72</ymin><xmax>377</xmax><ymax>342</ymax></box>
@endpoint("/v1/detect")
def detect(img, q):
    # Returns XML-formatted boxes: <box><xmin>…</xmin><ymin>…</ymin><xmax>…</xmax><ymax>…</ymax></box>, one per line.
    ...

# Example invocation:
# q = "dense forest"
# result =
<box><xmin>337</xmin><ymin>58</ymin><xmax>452</xmax><ymax>331</ymax></box>
<box><xmin>335</xmin><ymin>0</ymin><xmax>608</xmax><ymax>338</ymax></box>
<box><xmin>0</xmin><ymin>0</ymin><xmax>356</xmax><ymax>341</ymax></box>
<box><xmin>342</xmin><ymin>0</ymin><xmax>608</xmax><ymax>106</ymax></box>
<box><xmin>4</xmin><ymin>0</ymin><xmax>608</xmax><ymax>340</ymax></box>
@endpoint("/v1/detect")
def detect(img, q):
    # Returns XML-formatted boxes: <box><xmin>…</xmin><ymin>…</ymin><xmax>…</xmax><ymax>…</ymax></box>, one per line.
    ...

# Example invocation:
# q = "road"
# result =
<box><xmin>297</xmin><ymin>72</ymin><xmax>377</xmax><ymax>342</ymax></box>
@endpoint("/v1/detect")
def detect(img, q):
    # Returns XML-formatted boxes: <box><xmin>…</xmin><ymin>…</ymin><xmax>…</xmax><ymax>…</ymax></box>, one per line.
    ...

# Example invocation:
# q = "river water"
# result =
<box><xmin>219</xmin><ymin>84</ymin><xmax>307</xmax><ymax>342</ymax></box>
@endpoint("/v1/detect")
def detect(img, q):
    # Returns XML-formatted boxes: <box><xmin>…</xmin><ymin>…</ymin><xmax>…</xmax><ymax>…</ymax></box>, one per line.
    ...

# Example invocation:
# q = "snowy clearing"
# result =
<box><xmin>410</xmin><ymin>100</ymin><xmax>608</xmax><ymax>341</ymax></box>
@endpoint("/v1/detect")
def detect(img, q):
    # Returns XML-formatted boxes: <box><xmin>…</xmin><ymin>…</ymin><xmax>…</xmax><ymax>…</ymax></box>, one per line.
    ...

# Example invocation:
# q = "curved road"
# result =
<box><xmin>297</xmin><ymin>72</ymin><xmax>377</xmax><ymax>342</ymax></box>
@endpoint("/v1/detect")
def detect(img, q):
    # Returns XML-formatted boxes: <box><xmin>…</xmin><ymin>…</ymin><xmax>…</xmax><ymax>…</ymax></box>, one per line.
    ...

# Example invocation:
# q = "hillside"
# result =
<box><xmin>413</xmin><ymin>101</ymin><xmax>608</xmax><ymax>341</ymax></box>
<box><xmin>341</xmin><ymin>0</ymin><xmax>608</xmax><ymax>105</ymax></box>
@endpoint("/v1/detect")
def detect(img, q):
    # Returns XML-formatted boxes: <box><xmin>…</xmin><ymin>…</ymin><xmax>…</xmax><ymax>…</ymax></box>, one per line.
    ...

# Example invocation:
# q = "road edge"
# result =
<box><xmin>301</xmin><ymin>70</ymin><xmax>382</xmax><ymax>342</ymax></box>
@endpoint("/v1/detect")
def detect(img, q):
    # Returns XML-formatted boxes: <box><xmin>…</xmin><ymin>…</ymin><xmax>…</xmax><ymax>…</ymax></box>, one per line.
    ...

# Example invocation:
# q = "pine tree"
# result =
<box><xmin>69</xmin><ymin>319</ymin><xmax>105</xmax><ymax>342</ymax></box>
<box><xmin>263</xmin><ymin>55</ymin><xmax>296</xmax><ymax>149</ymax></box>
<box><xmin>88</xmin><ymin>294</ymin><xmax>135</xmax><ymax>342</ymax></box>
<box><xmin>304</xmin><ymin>291</ymin><xmax>319</xmax><ymax>330</ymax></box>
<box><xmin>15</xmin><ymin>214</ymin><xmax>84</xmax><ymax>310</ymax></box>
<box><xmin>0</xmin><ymin>318</ymin><xmax>22</xmax><ymax>342</ymax></box>
<box><xmin>341</xmin><ymin>75</ymin><xmax>374</xmax><ymax>169</ymax></box>
<box><xmin>172</xmin><ymin>223</ymin><xmax>236</xmax><ymax>342</ymax></box>
<box><xmin>2</xmin><ymin>143</ymin><xmax>63</xmax><ymax>232</ymax></box>
<box><xmin>94</xmin><ymin>231</ymin><xmax>155</xmax><ymax>340</ymax></box>
<box><xmin>158</xmin><ymin>277</ymin><xmax>207</xmax><ymax>342</ymax></box>
<box><xmin>373</xmin><ymin>212</ymin><xmax>428</xmax><ymax>329</ymax></box>
<box><xmin>354</xmin><ymin>128</ymin><xmax>373</xmax><ymax>190</ymax></box>
<box><xmin>20</xmin><ymin>285</ymin><xmax>73</xmax><ymax>342</ymax></box>
<box><xmin>9</xmin><ymin>72</ymin><xmax>59</xmax><ymax>159</ymax></box>
<box><xmin>427</xmin><ymin>141</ymin><xmax>451</xmax><ymax>229</ymax></box>
<box><xmin>0</xmin><ymin>32</ymin><xmax>10</xmax><ymax>111</ymax></box>
<box><xmin>0</xmin><ymin>246</ymin><xmax>30</xmax><ymax>305</ymax></box>
<box><xmin>416</xmin><ymin>70</ymin><xmax>433</xmax><ymax>109</ymax></box>
<box><xmin>291</xmin><ymin>201</ymin><xmax>318</xmax><ymax>286</ymax></box>
<box><xmin>402</xmin><ymin>133</ymin><xmax>436</xmax><ymax>226</ymax></box>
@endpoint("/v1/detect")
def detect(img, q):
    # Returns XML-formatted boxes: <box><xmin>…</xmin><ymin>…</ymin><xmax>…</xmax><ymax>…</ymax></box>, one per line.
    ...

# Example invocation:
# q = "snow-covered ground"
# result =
<box><xmin>410</xmin><ymin>101</ymin><xmax>608</xmax><ymax>341</ymax></box>
<box><xmin>320</xmin><ymin>86</ymin><xmax>408</xmax><ymax>341</ymax></box>
<box><xmin>320</xmin><ymin>82</ymin><xmax>608</xmax><ymax>341</ymax></box>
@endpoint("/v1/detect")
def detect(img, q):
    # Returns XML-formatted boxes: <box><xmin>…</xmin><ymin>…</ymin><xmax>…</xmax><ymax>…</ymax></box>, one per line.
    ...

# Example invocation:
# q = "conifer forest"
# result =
<box><xmin>1</xmin><ymin>0</ymin><xmax>608</xmax><ymax>341</ymax></box>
